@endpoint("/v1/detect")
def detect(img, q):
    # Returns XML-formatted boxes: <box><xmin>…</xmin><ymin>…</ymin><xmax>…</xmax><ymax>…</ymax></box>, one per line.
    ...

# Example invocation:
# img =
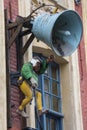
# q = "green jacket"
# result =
<box><xmin>21</xmin><ymin>59</ymin><xmax>48</xmax><ymax>83</ymax></box>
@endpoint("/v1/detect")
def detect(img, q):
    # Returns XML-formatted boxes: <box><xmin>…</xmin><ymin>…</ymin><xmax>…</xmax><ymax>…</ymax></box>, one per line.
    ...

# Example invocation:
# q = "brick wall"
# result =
<box><xmin>4</xmin><ymin>1</ymin><xmax>24</xmax><ymax>130</ymax></box>
<box><xmin>75</xmin><ymin>3</ymin><xmax>87</xmax><ymax>130</ymax></box>
<box><xmin>4</xmin><ymin>0</ymin><xmax>18</xmax><ymax>20</ymax></box>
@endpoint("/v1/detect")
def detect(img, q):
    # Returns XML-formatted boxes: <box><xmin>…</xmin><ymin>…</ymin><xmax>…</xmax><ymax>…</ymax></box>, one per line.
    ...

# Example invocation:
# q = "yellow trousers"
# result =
<box><xmin>19</xmin><ymin>80</ymin><xmax>42</xmax><ymax>111</ymax></box>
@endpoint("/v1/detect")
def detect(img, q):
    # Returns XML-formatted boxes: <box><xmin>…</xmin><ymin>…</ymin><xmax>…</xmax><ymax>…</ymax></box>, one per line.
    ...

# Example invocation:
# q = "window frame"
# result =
<box><xmin>34</xmin><ymin>53</ymin><xmax>64</xmax><ymax>130</ymax></box>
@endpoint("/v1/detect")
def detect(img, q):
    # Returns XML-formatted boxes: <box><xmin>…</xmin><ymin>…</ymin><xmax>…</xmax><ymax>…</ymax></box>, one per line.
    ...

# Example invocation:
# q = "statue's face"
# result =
<box><xmin>33</xmin><ymin>62</ymin><xmax>41</xmax><ymax>72</ymax></box>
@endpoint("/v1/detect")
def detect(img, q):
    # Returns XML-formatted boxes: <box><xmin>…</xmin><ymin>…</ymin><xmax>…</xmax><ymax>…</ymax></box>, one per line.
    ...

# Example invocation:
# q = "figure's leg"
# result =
<box><xmin>36</xmin><ymin>91</ymin><xmax>48</xmax><ymax>116</ymax></box>
<box><xmin>19</xmin><ymin>81</ymin><xmax>33</xmax><ymax>110</ymax></box>
<box><xmin>17</xmin><ymin>81</ymin><xmax>33</xmax><ymax>117</ymax></box>
<box><xmin>36</xmin><ymin>91</ymin><xmax>42</xmax><ymax>111</ymax></box>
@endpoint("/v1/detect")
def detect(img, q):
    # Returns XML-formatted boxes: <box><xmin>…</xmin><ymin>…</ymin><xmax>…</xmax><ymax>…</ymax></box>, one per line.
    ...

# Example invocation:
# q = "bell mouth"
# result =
<box><xmin>52</xmin><ymin>10</ymin><xmax>83</xmax><ymax>56</ymax></box>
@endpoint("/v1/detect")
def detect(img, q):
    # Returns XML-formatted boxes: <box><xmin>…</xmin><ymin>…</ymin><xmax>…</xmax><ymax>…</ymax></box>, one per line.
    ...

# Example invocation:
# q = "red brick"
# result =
<box><xmin>75</xmin><ymin>3</ymin><xmax>87</xmax><ymax>130</ymax></box>
<box><xmin>4</xmin><ymin>1</ymin><xmax>25</xmax><ymax>130</ymax></box>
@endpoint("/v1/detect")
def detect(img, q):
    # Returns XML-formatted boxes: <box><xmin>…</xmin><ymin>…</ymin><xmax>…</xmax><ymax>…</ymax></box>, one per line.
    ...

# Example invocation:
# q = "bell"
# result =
<box><xmin>31</xmin><ymin>10</ymin><xmax>83</xmax><ymax>56</ymax></box>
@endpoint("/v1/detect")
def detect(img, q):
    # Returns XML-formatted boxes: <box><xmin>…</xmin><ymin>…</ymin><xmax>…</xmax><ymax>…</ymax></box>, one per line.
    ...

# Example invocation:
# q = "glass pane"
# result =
<box><xmin>45</xmin><ymin>94</ymin><xmax>50</xmax><ymax>109</ymax></box>
<box><xmin>52</xmin><ymin>97</ymin><xmax>59</xmax><ymax>112</ymax></box>
<box><xmin>50</xmin><ymin>119</ymin><xmax>56</xmax><ymax>130</ymax></box>
<box><xmin>46</xmin><ymin>117</ymin><xmax>56</xmax><ymax>130</ymax></box>
<box><xmin>46</xmin><ymin>118</ymin><xmax>49</xmax><ymax>130</ymax></box>
<box><xmin>51</xmin><ymin>66</ymin><xmax>57</xmax><ymax>79</ymax></box>
<box><xmin>58</xmin><ymin>85</ymin><xmax>61</xmax><ymax>97</ymax></box>
<box><xmin>44</xmin><ymin>78</ymin><xmax>50</xmax><ymax>92</ymax></box>
<box><xmin>52</xmin><ymin>81</ymin><xmax>58</xmax><ymax>96</ymax></box>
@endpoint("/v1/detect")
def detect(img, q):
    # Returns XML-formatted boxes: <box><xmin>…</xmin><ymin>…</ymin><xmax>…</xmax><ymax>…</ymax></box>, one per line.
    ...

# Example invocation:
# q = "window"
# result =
<box><xmin>34</xmin><ymin>54</ymin><xmax>63</xmax><ymax>130</ymax></box>
<box><xmin>43</xmin><ymin>63</ymin><xmax>61</xmax><ymax>112</ymax></box>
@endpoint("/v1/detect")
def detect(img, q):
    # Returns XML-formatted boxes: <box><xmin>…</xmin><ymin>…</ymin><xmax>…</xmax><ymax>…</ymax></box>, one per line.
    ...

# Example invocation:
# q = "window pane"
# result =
<box><xmin>50</xmin><ymin>119</ymin><xmax>56</xmax><ymax>130</ymax></box>
<box><xmin>52</xmin><ymin>80</ymin><xmax>58</xmax><ymax>96</ymax></box>
<box><xmin>46</xmin><ymin>118</ymin><xmax>49</xmax><ymax>130</ymax></box>
<box><xmin>53</xmin><ymin>97</ymin><xmax>59</xmax><ymax>112</ymax></box>
<box><xmin>45</xmin><ymin>94</ymin><xmax>50</xmax><ymax>109</ymax></box>
<box><xmin>44</xmin><ymin>78</ymin><xmax>50</xmax><ymax>92</ymax></box>
<box><xmin>51</xmin><ymin>66</ymin><xmax>57</xmax><ymax>79</ymax></box>
<box><xmin>46</xmin><ymin>118</ymin><xmax>56</xmax><ymax>130</ymax></box>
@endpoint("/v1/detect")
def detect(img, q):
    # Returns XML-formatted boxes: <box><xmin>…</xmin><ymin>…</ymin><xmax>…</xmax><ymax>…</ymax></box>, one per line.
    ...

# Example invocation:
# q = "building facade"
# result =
<box><xmin>0</xmin><ymin>0</ymin><xmax>87</xmax><ymax>130</ymax></box>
